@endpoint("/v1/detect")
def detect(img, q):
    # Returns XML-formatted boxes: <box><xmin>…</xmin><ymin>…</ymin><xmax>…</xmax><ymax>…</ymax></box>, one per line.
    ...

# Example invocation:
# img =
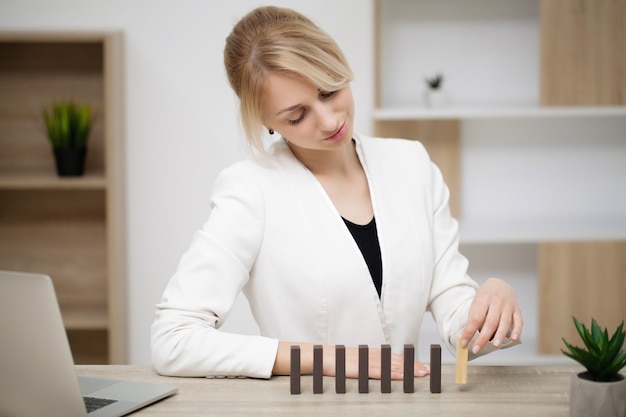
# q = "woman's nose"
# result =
<box><xmin>314</xmin><ymin>103</ymin><xmax>338</xmax><ymax>132</ymax></box>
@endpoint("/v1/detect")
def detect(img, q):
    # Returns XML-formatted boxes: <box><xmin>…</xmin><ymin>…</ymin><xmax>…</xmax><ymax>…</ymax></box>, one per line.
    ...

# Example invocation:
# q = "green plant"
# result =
<box><xmin>43</xmin><ymin>100</ymin><xmax>92</xmax><ymax>149</ymax></box>
<box><xmin>425</xmin><ymin>73</ymin><xmax>443</xmax><ymax>90</ymax></box>
<box><xmin>562</xmin><ymin>317</ymin><xmax>626</xmax><ymax>382</ymax></box>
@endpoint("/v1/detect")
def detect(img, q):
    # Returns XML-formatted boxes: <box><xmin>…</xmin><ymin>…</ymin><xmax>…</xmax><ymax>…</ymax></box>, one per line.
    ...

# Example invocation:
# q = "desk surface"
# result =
<box><xmin>76</xmin><ymin>365</ymin><xmax>576</xmax><ymax>416</ymax></box>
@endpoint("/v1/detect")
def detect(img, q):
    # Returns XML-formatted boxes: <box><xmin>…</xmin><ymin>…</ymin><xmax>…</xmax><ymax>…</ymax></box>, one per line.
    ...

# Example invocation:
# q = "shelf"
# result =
<box><xmin>0</xmin><ymin>31</ymin><xmax>126</xmax><ymax>363</ymax></box>
<box><xmin>458</xmin><ymin>218</ymin><xmax>626</xmax><ymax>244</ymax></box>
<box><xmin>0</xmin><ymin>171</ymin><xmax>106</xmax><ymax>189</ymax></box>
<box><xmin>377</xmin><ymin>0</ymin><xmax>541</xmax><ymax>110</ymax></box>
<box><xmin>374</xmin><ymin>105</ymin><xmax>626</xmax><ymax>121</ymax></box>
<box><xmin>62</xmin><ymin>308</ymin><xmax>109</xmax><ymax>330</ymax></box>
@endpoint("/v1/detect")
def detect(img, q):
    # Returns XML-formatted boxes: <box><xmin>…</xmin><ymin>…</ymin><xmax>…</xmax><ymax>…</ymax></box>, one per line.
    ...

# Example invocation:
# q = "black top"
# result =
<box><xmin>342</xmin><ymin>216</ymin><xmax>383</xmax><ymax>297</ymax></box>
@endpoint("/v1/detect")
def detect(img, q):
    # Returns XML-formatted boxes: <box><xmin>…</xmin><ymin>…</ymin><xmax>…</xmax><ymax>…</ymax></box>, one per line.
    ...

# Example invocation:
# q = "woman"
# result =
<box><xmin>151</xmin><ymin>6</ymin><xmax>523</xmax><ymax>380</ymax></box>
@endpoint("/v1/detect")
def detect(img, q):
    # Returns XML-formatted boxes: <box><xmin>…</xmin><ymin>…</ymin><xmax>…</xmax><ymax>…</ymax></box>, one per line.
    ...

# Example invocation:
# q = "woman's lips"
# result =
<box><xmin>324</xmin><ymin>121</ymin><xmax>347</xmax><ymax>141</ymax></box>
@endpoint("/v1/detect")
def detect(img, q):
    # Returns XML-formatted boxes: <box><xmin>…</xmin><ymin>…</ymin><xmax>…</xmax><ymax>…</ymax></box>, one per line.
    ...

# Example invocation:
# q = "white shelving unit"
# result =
<box><xmin>377</xmin><ymin>0</ymin><xmax>540</xmax><ymax>110</ymax></box>
<box><xmin>459</xmin><ymin>218</ymin><xmax>626</xmax><ymax>245</ymax></box>
<box><xmin>374</xmin><ymin>106</ymin><xmax>626</xmax><ymax>121</ymax></box>
<box><xmin>376</xmin><ymin>0</ymin><xmax>626</xmax><ymax>364</ymax></box>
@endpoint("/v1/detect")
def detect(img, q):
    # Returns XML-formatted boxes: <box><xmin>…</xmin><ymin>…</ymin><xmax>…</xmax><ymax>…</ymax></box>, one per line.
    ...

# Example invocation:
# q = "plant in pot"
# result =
<box><xmin>562</xmin><ymin>317</ymin><xmax>626</xmax><ymax>417</ymax></box>
<box><xmin>43</xmin><ymin>100</ymin><xmax>92</xmax><ymax>176</ymax></box>
<box><xmin>424</xmin><ymin>73</ymin><xmax>446</xmax><ymax>108</ymax></box>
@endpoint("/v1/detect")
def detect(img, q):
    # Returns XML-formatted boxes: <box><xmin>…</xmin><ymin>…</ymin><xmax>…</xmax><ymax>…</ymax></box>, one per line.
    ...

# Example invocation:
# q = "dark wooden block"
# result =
<box><xmin>403</xmin><ymin>344</ymin><xmax>414</xmax><ymax>393</ymax></box>
<box><xmin>313</xmin><ymin>345</ymin><xmax>323</xmax><ymax>394</ymax></box>
<box><xmin>358</xmin><ymin>344</ymin><xmax>369</xmax><ymax>393</ymax></box>
<box><xmin>290</xmin><ymin>345</ymin><xmax>301</xmax><ymax>395</ymax></box>
<box><xmin>381</xmin><ymin>344</ymin><xmax>391</xmax><ymax>393</ymax></box>
<box><xmin>430</xmin><ymin>344</ymin><xmax>442</xmax><ymax>393</ymax></box>
<box><xmin>335</xmin><ymin>345</ymin><xmax>346</xmax><ymax>394</ymax></box>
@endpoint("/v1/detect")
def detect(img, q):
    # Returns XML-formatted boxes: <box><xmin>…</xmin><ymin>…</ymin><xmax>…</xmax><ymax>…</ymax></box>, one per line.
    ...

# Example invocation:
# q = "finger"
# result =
<box><xmin>389</xmin><ymin>360</ymin><xmax>430</xmax><ymax>380</ymax></box>
<box><xmin>343</xmin><ymin>347</ymin><xmax>363</xmax><ymax>379</ymax></box>
<box><xmin>414</xmin><ymin>361</ymin><xmax>430</xmax><ymax>378</ymax></box>
<box><xmin>471</xmin><ymin>305</ymin><xmax>502</xmax><ymax>354</ymax></box>
<box><xmin>510</xmin><ymin>307</ymin><xmax>524</xmax><ymax>341</ymax></box>
<box><xmin>491</xmin><ymin>306</ymin><xmax>514</xmax><ymax>348</ymax></box>
<box><xmin>347</xmin><ymin>348</ymin><xmax>434</xmax><ymax>380</ymax></box>
<box><xmin>461</xmin><ymin>300</ymin><xmax>488</xmax><ymax>347</ymax></box>
<box><xmin>364</xmin><ymin>348</ymin><xmax>382</xmax><ymax>379</ymax></box>
<box><xmin>389</xmin><ymin>354</ymin><xmax>405</xmax><ymax>380</ymax></box>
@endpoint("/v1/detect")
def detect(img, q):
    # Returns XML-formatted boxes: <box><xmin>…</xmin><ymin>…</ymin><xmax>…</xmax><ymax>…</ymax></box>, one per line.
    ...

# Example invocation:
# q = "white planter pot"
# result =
<box><xmin>424</xmin><ymin>89</ymin><xmax>446</xmax><ymax>107</ymax></box>
<box><xmin>570</xmin><ymin>372</ymin><xmax>626</xmax><ymax>417</ymax></box>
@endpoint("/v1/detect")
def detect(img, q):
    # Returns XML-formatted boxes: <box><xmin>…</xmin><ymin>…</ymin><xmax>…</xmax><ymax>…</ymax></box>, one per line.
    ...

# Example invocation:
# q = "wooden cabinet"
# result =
<box><xmin>374</xmin><ymin>0</ymin><xmax>626</xmax><ymax>359</ymax></box>
<box><xmin>0</xmin><ymin>31</ymin><xmax>126</xmax><ymax>364</ymax></box>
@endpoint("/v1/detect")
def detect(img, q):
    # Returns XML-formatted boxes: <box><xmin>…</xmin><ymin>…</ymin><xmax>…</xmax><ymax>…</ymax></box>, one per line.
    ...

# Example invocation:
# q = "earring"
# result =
<box><xmin>268</xmin><ymin>129</ymin><xmax>274</xmax><ymax>135</ymax></box>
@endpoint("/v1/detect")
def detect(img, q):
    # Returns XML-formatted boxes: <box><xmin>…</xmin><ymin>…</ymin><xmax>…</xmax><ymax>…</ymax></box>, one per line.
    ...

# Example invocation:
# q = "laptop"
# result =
<box><xmin>0</xmin><ymin>270</ymin><xmax>177</xmax><ymax>417</ymax></box>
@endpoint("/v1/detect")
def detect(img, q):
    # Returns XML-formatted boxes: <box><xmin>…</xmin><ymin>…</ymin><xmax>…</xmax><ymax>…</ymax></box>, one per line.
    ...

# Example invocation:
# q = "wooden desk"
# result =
<box><xmin>76</xmin><ymin>365</ymin><xmax>576</xmax><ymax>416</ymax></box>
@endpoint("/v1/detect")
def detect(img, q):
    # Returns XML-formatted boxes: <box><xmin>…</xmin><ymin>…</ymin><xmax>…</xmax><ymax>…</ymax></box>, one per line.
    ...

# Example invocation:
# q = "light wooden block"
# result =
<box><xmin>456</xmin><ymin>338</ymin><xmax>468</xmax><ymax>385</ymax></box>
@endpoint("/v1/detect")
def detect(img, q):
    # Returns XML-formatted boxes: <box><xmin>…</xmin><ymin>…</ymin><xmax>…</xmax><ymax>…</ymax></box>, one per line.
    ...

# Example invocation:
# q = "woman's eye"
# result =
<box><xmin>287</xmin><ymin>110</ymin><xmax>306</xmax><ymax>125</ymax></box>
<box><xmin>319</xmin><ymin>90</ymin><xmax>337</xmax><ymax>99</ymax></box>
<box><xmin>285</xmin><ymin>90</ymin><xmax>339</xmax><ymax>126</ymax></box>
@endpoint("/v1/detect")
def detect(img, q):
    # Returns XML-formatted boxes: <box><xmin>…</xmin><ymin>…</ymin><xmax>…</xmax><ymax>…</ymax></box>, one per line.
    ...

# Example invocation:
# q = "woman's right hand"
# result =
<box><xmin>272</xmin><ymin>342</ymin><xmax>430</xmax><ymax>379</ymax></box>
<box><xmin>343</xmin><ymin>345</ymin><xmax>430</xmax><ymax>379</ymax></box>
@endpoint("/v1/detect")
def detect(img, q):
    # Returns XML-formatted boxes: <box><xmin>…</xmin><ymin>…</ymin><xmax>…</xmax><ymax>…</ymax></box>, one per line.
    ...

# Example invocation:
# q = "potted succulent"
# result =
<box><xmin>43</xmin><ymin>100</ymin><xmax>92</xmax><ymax>176</ymax></box>
<box><xmin>562</xmin><ymin>317</ymin><xmax>626</xmax><ymax>417</ymax></box>
<box><xmin>424</xmin><ymin>73</ymin><xmax>446</xmax><ymax>108</ymax></box>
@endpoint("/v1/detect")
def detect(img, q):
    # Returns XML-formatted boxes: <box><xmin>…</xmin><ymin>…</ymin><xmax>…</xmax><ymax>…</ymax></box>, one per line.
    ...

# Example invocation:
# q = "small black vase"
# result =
<box><xmin>53</xmin><ymin>148</ymin><xmax>87</xmax><ymax>176</ymax></box>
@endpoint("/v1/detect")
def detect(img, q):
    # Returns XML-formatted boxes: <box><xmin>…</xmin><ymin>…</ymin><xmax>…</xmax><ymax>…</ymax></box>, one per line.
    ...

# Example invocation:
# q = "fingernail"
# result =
<box><xmin>511</xmin><ymin>332</ymin><xmax>518</xmax><ymax>341</ymax></box>
<box><xmin>461</xmin><ymin>339</ymin><xmax>468</xmax><ymax>348</ymax></box>
<box><xmin>417</xmin><ymin>369</ymin><xmax>426</xmax><ymax>376</ymax></box>
<box><xmin>493</xmin><ymin>338</ymin><xmax>501</xmax><ymax>348</ymax></box>
<box><xmin>472</xmin><ymin>344</ymin><xmax>480</xmax><ymax>355</ymax></box>
<box><xmin>424</xmin><ymin>364</ymin><xmax>430</xmax><ymax>372</ymax></box>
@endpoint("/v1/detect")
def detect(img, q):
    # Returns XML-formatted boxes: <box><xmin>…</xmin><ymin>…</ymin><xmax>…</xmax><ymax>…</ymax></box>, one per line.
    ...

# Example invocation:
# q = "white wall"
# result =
<box><xmin>0</xmin><ymin>0</ymin><xmax>375</xmax><ymax>363</ymax></box>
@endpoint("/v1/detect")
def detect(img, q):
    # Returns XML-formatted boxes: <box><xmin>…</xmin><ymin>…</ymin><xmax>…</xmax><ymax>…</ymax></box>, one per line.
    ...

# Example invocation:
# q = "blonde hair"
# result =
<box><xmin>224</xmin><ymin>6</ymin><xmax>354</xmax><ymax>151</ymax></box>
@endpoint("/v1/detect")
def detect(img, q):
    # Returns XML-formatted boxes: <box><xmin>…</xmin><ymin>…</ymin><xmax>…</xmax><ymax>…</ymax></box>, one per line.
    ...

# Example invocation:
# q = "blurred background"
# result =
<box><xmin>0</xmin><ymin>0</ymin><xmax>624</xmax><ymax>366</ymax></box>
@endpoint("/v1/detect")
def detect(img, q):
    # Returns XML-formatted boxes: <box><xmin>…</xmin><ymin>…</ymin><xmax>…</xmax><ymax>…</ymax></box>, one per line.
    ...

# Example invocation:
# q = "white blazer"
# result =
<box><xmin>151</xmin><ymin>134</ymin><xmax>480</xmax><ymax>378</ymax></box>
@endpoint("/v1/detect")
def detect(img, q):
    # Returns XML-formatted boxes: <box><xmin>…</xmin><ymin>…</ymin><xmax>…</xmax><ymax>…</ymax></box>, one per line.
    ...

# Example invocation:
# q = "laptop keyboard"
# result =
<box><xmin>84</xmin><ymin>396</ymin><xmax>118</xmax><ymax>413</ymax></box>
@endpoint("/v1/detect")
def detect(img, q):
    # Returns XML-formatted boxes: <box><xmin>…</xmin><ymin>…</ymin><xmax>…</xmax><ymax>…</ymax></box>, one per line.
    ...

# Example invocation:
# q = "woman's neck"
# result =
<box><xmin>288</xmin><ymin>137</ymin><xmax>373</xmax><ymax>224</ymax></box>
<box><xmin>287</xmin><ymin>138</ymin><xmax>360</xmax><ymax>178</ymax></box>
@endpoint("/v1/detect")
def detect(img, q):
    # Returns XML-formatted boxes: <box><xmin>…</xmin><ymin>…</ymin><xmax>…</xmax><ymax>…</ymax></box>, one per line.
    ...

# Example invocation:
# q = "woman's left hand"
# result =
<box><xmin>459</xmin><ymin>277</ymin><xmax>523</xmax><ymax>355</ymax></box>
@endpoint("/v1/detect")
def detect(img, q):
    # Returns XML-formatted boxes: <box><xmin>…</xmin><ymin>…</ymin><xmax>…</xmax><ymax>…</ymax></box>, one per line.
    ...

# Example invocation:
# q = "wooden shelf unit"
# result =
<box><xmin>0</xmin><ymin>31</ymin><xmax>126</xmax><ymax>364</ymax></box>
<box><xmin>374</xmin><ymin>105</ymin><xmax>626</xmax><ymax>120</ymax></box>
<box><xmin>374</xmin><ymin>0</ymin><xmax>626</xmax><ymax>355</ymax></box>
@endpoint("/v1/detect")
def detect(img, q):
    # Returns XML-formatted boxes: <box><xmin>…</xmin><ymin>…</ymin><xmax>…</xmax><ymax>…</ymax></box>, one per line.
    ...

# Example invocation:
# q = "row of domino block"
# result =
<box><xmin>290</xmin><ymin>344</ymin><xmax>442</xmax><ymax>394</ymax></box>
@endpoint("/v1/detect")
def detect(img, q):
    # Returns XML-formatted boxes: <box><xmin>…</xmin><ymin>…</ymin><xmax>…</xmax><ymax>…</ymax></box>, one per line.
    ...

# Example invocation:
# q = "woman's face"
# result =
<box><xmin>260</xmin><ymin>73</ymin><xmax>355</xmax><ymax>152</ymax></box>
